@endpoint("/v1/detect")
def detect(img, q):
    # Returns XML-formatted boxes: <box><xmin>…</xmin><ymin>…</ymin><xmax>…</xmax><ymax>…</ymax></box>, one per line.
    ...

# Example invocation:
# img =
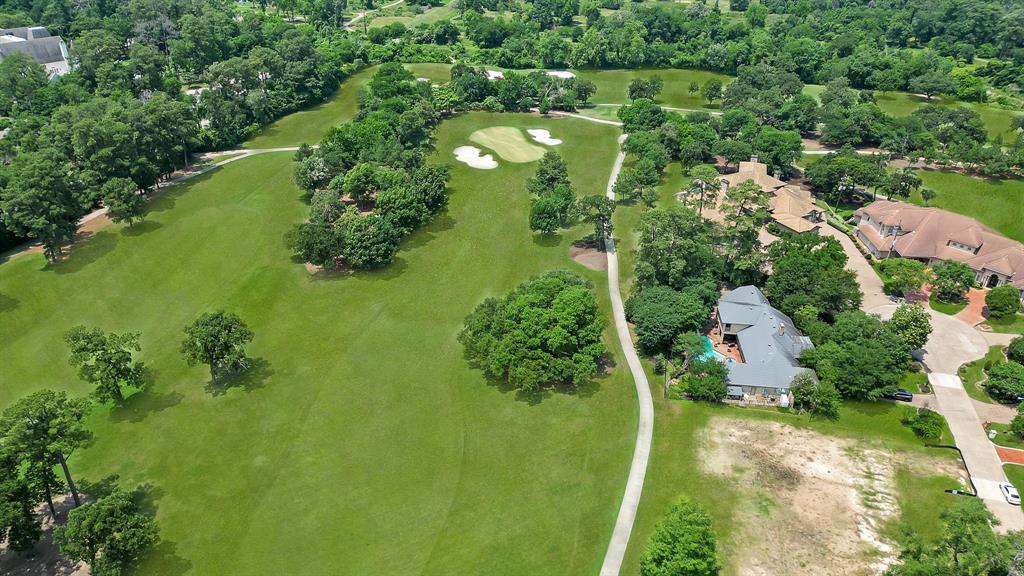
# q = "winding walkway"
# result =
<box><xmin>598</xmin><ymin>135</ymin><xmax>654</xmax><ymax>576</ymax></box>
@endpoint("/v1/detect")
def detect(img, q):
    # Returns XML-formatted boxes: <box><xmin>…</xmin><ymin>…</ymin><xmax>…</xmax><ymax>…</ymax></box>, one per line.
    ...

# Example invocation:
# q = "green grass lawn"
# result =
<box><xmin>908</xmin><ymin>171</ymin><xmax>1024</xmax><ymax>244</ymax></box>
<box><xmin>243</xmin><ymin>63</ymin><xmax>453</xmax><ymax>149</ymax></box>
<box><xmin>884</xmin><ymin>467</ymin><xmax>963</xmax><ymax>545</ymax></box>
<box><xmin>929</xmin><ymin>291</ymin><xmax>967</xmax><ymax>315</ymax></box>
<box><xmin>0</xmin><ymin>113</ymin><xmax>636</xmax><ymax>575</ymax></box>
<box><xmin>575</xmin><ymin>68</ymin><xmax>732</xmax><ymax>110</ymax></box>
<box><xmin>900</xmin><ymin>370</ymin><xmax>928</xmax><ymax>393</ymax></box>
<box><xmin>958</xmin><ymin>345</ymin><xmax>1006</xmax><ymax>405</ymax></box>
<box><xmin>988</xmin><ymin>423</ymin><xmax>1024</xmax><ymax>450</ymax></box>
<box><xmin>367</xmin><ymin>1</ymin><xmax>456</xmax><ymax>28</ymax></box>
<box><xmin>1005</xmin><ymin>464</ymin><xmax>1024</xmax><ymax>489</ymax></box>
<box><xmin>986</xmin><ymin>313</ymin><xmax>1024</xmax><ymax>334</ymax></box>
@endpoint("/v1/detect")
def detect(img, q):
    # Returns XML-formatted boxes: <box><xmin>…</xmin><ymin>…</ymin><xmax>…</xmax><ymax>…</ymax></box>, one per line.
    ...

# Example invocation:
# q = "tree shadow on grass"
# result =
<box><xmin>140</xmin><ymin>540</ymin><xmax>192</xmax><ymax>576</ymax></box>
<box><xmin>532</xmin><ymin>232</ymin><xmax>562</xmax><ymax>247</ymax></box>
<box><xmin>204</xmin><ymin>357</ymin><xmax>273</xmax><ymax>396</ymax></box>
<box><xmin>120</xmin><ymin>220</ymin><xmax>163</xmax><ymax>237</ymax></box>
<box><xmin>43</xmin><ymin>231</ymin><xmax>118</xmax><ymax>275</ymax></box>
<box><xmin>108</xmin><ymin>390</ymin><xmax>185</xmax><ymax>424</ymax></box>
<box><xmin>401</xmin><ymin>213</ymin><xmax>456</xmax><ymax>251</ymax></box>
<box><xmin>0</xmin><ymin>291</ymin><xmax>18</xmax><ymax>313</ymax></box>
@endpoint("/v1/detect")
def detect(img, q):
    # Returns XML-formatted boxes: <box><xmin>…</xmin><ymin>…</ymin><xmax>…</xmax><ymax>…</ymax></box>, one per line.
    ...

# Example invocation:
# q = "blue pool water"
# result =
<box><xmin>700</xmin><ymin>336</ymin><xmax>729</xmax><ymax>363</ymax></box>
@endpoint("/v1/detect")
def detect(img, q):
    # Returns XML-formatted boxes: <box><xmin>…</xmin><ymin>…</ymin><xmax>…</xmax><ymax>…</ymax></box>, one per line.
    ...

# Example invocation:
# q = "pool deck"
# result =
<box><xmin>706</xmin><ymin>312</ymin><xmax>744</xmax><ymax>363</ymax></box>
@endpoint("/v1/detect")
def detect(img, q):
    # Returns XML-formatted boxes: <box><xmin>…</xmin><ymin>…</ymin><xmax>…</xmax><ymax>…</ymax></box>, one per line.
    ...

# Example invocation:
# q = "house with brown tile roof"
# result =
<box><xmin>853</xmin><ymin>200</ymin><xmax>1024</xmax><ymax>292</ymax></box>
<box><xmin>720</xmin><ymin>159</ymin><xmax>824</xmax><ymax>234</ymax></box>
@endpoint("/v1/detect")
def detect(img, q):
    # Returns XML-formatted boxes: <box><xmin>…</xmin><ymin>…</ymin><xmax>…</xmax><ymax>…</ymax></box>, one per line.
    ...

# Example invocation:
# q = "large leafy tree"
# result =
<box><xmin>54</xmin><ymin>489</ymin><xmax>158</xmax><ymax>576</ymax></box>
<box><xmin>102</xmin><ymin>178</ymin><xmax>147</xmax><ymax>227</ymax></box>
<box><xmin>181</xmin><ymin>311</ymin><xmax>255</xmax><ymax>382</ymax></box>
<box><xmin>887</xmin><ymin>303</ymin><xmax>933</xmax><ymax>350</ymax></box>
<box><xmin>0</xmin><ymin>148</ymin><xmax>85</xmax><ymax>261</ymax></box>
<box><xmin>458</xmin><ymin>271</ymin><xmax>606</xmax><ymax>394</ymax></box>
<box><xmin>635</xmin><ymin>205</ymin><xmax>724</xmax><ymax>292</ymax></box>
<box><xmin>640</xmin><ymin>497</ymin><xmax>720</xmax><ymax>576</ymax></box>
<box><xmin>65</xmin><ymin>326</ymin><xmax>147</xmax><ymax>404</ymax></box>
<box><xmin>626</xmin><ymin>286</ymin><xmax>710</xmax><ymax>355</ymax></box>
<box><xmin>931</xmin><ymin>260</ymin><xmax>975</xmax><ymax>303</ymax></box>
<box><xmin>985</xmin><ymin>361</ymin><xmax>1024</xmax><ymax>403</ymax></box>
<box><xmin>764</xmin><ymin>234</ymin><xmax>862</xmax><ymax>319</ymax></box>
<box><xmin>0</xmin><ymin>390</ymin><xmax>92</xmax><ymax>511</ymax></box>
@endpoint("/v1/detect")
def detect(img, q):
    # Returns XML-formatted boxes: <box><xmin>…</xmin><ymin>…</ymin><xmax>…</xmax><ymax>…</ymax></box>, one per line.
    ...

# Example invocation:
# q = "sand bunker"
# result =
<box><xmin>527</xmin><ymin>129</ymin><xmax>562</xmax><ymax>146</ymax></box>
<box><xmin>469</xmin><ymin>127</ymin><xmax>546</xmax><ymax>163</ymax></box>
<box><xmin>453</xmin><ymin>146</ymin><xmax>498</xmax><ymax>169</ymax></box>
<box><xmin>570</xmin><ymin>244</ymin><xmax>607</xmax><ymax>270</ymax></box>
<box><xmin>546</xmin><ymin>70</ymin><xmax>576</xmax><ymax>79</ymax></box>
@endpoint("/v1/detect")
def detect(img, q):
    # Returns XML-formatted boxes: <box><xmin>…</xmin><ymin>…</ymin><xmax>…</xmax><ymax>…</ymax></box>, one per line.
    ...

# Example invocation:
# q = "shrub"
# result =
<box><xmin>985</xmin><ymin>361</ymin><xmax>1024</xmax><ymax>403</ymax></box>
<box><xmin>1006</xmin><ymin>336</ymin><xmax>1024</xmax><ymax>364</ymax></box>
<box><xmin>985</xmin><ymin>285</ymin><xmax>1020</xmax><ymax>318</ymax></box>
<box><xmin>1010</xmin><ymin>409</ymin><xmax>1024</xmax><ymax>440</ymax></box>
<box><xmin>903</xmin><ymin>407</ymin><xmax>946</xmax><ymax>441</ymax></box>
<box><xmin>790</xmin><ymin>372</ymin><xmax>841</xmax><ymax>419</ymax></box>
<box><xmin>640</xmin><ymin>497</ymin><xmax>720</xmax><ymax>576</ymax></box>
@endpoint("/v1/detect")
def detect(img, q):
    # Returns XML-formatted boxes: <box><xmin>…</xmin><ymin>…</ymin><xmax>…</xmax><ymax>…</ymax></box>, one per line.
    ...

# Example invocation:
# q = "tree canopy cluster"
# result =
<box><xmin>640</xmin><ymin>496</ymin><xmax>720</xmax><ymax>576</ymax></box>
<box><xmin>458</xmin><ymin>270</ymin><xmax>607</xmax><ymax>394</ymax></box>
<box><xmin>291</xmin><ymin>63</ymin><xmax>450</xmax><ymax>270</ymax></box>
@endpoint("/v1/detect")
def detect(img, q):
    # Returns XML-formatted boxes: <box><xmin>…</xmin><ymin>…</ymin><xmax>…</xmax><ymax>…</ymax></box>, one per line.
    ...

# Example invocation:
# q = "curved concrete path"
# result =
<box><xmin>599</xmin><ymin>135</ymin><xmax>655</xmax><ymax>576</ymax></box>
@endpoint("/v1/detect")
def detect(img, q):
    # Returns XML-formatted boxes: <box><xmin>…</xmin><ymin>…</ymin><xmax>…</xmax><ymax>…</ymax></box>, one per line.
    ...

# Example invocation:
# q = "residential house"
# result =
<box><xmin>716</xmin><ymin>286</ymin><xmax>816</xmax><ymax>403</ymax></box>
<box><xmin>719</xmin><ymin>158</ymin><xmax>824</xmax><ymax>234</ymax></box>
<box><xmin>0</xmin><ymin>26</ymin><xmax>70</xmax><ymax>79</ymax></box>
<box><xmin>853</xmin><ymin>200</ymin><xmax>1024</xmax><ymax>292</ymax></box>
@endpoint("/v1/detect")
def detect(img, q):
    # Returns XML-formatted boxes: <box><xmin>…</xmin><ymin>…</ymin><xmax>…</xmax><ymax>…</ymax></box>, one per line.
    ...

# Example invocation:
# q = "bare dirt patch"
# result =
<box><xmin>700</xmin><ymin>417</ymin><xmax>925</xmax><ymax>576</ymax></box>
<box><xmin>569</xmin><ymin>242</ymin><xmax>607</xmax><ymax>271</ymax></box>
<box><xmin>0</xmin><ymin>495</ymin><xmax>89</xmax><ymax>576</ymax></box>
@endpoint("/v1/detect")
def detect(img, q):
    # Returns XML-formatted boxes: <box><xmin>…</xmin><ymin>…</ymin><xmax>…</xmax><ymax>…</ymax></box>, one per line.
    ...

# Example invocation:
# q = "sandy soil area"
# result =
<box><xmin>699</xmin><ymin>416</ymin><xmax>964</xmax><ymax>576</ymax></box>
<box><xmin>0</xmin><ymin>495</ymin><xmax>89</xmax><ymax>576</ymax></box>
<box><xmin>453</xmin><ymin>145</ymin><xmax>498</xmax><ymax>169</ymax></box>
<box><xmin>569</xmin><ymin>243</ymin><xmax>607</xmax><ymax>270</ymax></box>
<box><xmin>528</xmin><ymin>129</ymin><xmax>562</xmax><ymax>146</ymax></box>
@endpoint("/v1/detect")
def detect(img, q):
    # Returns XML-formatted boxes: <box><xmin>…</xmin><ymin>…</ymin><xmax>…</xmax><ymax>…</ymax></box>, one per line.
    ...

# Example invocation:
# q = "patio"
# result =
<box><xmin>706</xmin><ymin>309</ymin><xmax>744</xmax><ymax>363</ymax></box>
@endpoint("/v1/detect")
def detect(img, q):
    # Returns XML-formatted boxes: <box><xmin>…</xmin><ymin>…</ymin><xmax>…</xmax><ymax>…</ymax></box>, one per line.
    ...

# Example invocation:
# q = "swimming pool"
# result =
<box><xmin>699</xmin><ymin>336</ymin><xmax>729</xmax><ymax>363</ymax></box>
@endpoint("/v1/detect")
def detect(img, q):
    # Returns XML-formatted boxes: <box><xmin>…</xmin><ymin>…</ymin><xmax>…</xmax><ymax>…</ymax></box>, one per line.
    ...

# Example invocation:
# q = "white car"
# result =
<box><xmin>1000</xmin><ymin>482</ymin><xmax>1020</xmax><ymax>505</ymax></box>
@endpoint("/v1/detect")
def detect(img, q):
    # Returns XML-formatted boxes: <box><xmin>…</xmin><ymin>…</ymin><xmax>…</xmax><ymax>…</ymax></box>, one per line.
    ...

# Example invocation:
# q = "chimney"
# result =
<box><xmin>778</xmin><ymin>323</ymin><xmax>785</xmax><ymax>336</ymax></box>
<box><xmin>750</xmin><ymin>154</ymin><xmax>759</xmax><ymax>163</ymax></box>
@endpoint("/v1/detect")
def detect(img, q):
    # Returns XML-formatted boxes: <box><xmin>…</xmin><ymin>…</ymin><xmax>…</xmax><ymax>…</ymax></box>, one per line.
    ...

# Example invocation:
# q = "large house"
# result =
<box><xmin>719</xmin><ymin>159</ymin><xmax>824</xmax><ymax>234</ymax></box>
<box><xmin>853</xmin><ymin>200</ymin><xmax>1024</xmax><ymax>291</ymax></box>
<box><xmin>0</xmin><ymin>26</ymin><xmax>70</xmax><ymax>79</ymax></box>
<box><xmin>716</xmin><ymin>286</ymin><xmax>816</xmax><ymax>403</ymax></box>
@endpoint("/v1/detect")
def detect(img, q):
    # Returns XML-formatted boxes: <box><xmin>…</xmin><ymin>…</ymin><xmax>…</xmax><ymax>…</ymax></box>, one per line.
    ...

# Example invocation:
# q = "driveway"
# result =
<box><xmin>872</xmin><ymin>305</ymin><xmax>1022</xmax><ymax>530</ymax></box>
<box><xmin>818</xmin><ymin>223</ymin><xmax>890</xmax><ymax>310</ymax></box>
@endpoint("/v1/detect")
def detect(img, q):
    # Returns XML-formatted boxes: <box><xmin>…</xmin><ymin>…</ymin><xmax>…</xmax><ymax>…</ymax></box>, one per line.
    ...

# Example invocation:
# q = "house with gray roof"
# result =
<box><xmin>0</xmin><ymin>26</ymin><xmax>70</xmax><ymax>79</ymax></box>
<box><xmin>716</xmin><ymin>286</ymin><xmax>815</xmax><ymax>402</ymax></box>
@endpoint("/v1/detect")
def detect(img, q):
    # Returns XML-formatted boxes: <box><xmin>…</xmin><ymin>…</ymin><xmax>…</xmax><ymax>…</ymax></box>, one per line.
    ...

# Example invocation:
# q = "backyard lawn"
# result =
<box><xmin>0</xmin><ymin>113</ymin><xmax>635</xmax><ymax>575</ymax></box>
<box><xmin>909</xmin><ymin>171</ymin><xmax>1024</xmax><ymax>243</ymax></box>
<box><xmin>243</xmin><ymin>63</ymin><xmax>453</xmax><ymax>149</ymax></box>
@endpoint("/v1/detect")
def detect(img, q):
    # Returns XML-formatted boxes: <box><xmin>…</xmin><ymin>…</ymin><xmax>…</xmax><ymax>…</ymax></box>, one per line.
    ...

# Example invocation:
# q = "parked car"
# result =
<box><xmin>1000</xmin><ymin>482</ymin><xmax>1020</xmax><ymax>505</ymax></box>
<box><xmin>885</xmin><ymin>389</ymin><xmax>914</xmax><ymax>402</ymax></box>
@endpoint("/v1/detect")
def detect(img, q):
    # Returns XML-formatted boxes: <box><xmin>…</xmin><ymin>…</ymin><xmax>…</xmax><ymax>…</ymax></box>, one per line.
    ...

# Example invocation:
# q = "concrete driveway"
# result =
<box><xmin>871</xmin><ymin>305</ymin><xmax>1022</xmax><ymax>530</ymax></box>
<box><xmin>818</xmin><ymin>224</ymin><xmax>890</xmax><ymax>310</ymax></box>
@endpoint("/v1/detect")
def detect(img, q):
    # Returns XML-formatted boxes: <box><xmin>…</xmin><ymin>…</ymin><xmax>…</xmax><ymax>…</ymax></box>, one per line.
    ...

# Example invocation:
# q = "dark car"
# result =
<box><xmin>886</xmin><ymin>389</ymin><xmax>914</xmax><ymax>402</ymax></box>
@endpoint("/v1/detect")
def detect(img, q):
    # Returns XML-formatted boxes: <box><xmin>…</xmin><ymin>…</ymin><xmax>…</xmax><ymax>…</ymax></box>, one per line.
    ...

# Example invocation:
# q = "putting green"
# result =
<box><xmin>468</xmin><ymin>126</ymin><xmax>546</xmax><ymax>163</ymax></box>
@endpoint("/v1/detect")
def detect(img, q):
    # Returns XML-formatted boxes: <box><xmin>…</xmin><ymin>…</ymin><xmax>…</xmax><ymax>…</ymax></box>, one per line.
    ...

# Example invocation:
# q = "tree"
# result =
<box><xmin>687</xmin><ymin>80</ymin><xmax>699</xmax><ymax>94</ymax></box>
<box><xmin>751</xmin><ymin>127</ymin><xmax>802</xmax><ymax>175</ymax></box>
<box><xmin>0</xmin><ymin>148</ymin><xmax>84</xmax><ymax>261</ymax></box>
<box><xmin>626</xmin><ymin>286</ymin><xmax>710</xmax><ymax>355</ymax></box>
<box><xmin>458</xmin><ymin>271</ymin><xmax>606</xmax><ymax>394</ymax></box>
<box><xmin>340</xmin><ymin>213</ymin><xmax>401</xmax><ymax>269</ymax></box>
<box><xmin>65</xmin><ymin>326</ymin><xmax>146</xmax><ymax>404</ymax></box>
<box><xmin>1010</xmin><ymin>407</ymin><xmax>1024</xmax><ymax>440</ymax></box>
<box><xmin>530</xmin><ymin>191</ymin><xmax>572</xmax><ymax>234</ymax></box>
<box><xmin>909</xmin><ymin>71</ymin><xmax>956</xmax><ymax>101</ymax></box>
<box><xmin>985</xmin><ymin>361</ymin><xmax>1024</xmax><ymax>403</ymax></box>
<box><xmin>181</xmin><ymin>311</ymin><xmax>254</xmax><ymax>382</ymax></box>
<box><xmin>877</xmin><ymin>258</ymin><xmax>929</xmax><ymax>295</ymax></box>
<box><xmin>640</xmin><ymin>497</ymin><xmax>720</xmax><ymax>576</ymax></box>
<box><xmin>1006</xmin><ymin>336</ymin><xmax>1024</xmax><ymax>364</ymax></box>
<box><xmin>671</xmin><ymin>332</ymin><xmax>706</xmax><ymax>373</ymax></box>
<box><xmin>790</xmin><ymin>373</ymin><xmax>840</xmax><ymax>419</ymax></box>
<box><xmin>920</xmin><ymin>188</ymin><xmax>936</xmax><ymax>206</ymax></box>
<box><xmin>681</xmin><ymin>358</ymin><xmax>727</xmax><ymax>403</ymax></box>
<box><xmin>985</xmin><ymin>285</ymin><xmax>1020</xmax><ymax>318</ymax></box>
<box><xmin>931</xmin><ymin>260</ymin><xmax>975</xmax><ymax>303</ymax></box>
<box><xmin>701</xmin><ymin>79</ymin><xmax>722</xmax><ymax>104</ymax></box>
<box><xmin>686</xmin><ymin>165</ymin><xmax>721</xmax><ymax>216</ymax></box>
<box><xmin>0</xmin><ymin>467</ymin><xmax>42</xmax><ymax>552</ymax></box>
<box><xmin>101</xmin><ymin>178</ymin><xmax>146</xmax><ymax>227</ymax></box>
<box><xmin>904</xmin><ymin>407</ymin><xmax>945</xmax><ymax>440</ymax></box>
<box><xmin>629</xmin><ymin>77</ymin><xmax>663</xmax><ymax>101</ymax></box>
<box><xmin>54</xmin><ymin>489</ymin><xmax>158</xmax><ymax>576</ymax></box>
<box><xmin>0</xmin><ymin>390</ymin><xmax>92</xmax><ymax>512</ymax></box>
<box><xmin>887</xmin><ymin>303</ymin><xmax>933</xmax><ymax>350</ymax></box>
<box><xmin>527</xmin><ymin>151</ymin><xmax>571</xmax><ymax>196</ymax></box>
<box><xmin>713</xmin><ymin>140</ymin><xmax>753</xmax><ymax>170</ymax></box>
<box><xmin>618</xmin><ymin>99</ymin><xmax>666</xmax><ymax>133</ymax></box>
<box><xmin>745</xmin><ymin>0</ymin><xmax>768</xmax><ymax>27</ymax></box>
<box><xmin>764</xmin><ymin>234</ymin><xmax>862</xmax><ymax>319</ymax></box>
<box><xmin>575</xmin><ymin>195</ymin><xmax>615</xmax><ymax>245</ymax></box>
<box><xmin>880</xmin><ymin>168</ymin><xmax>921</xmax><ymax>201</ymax></box>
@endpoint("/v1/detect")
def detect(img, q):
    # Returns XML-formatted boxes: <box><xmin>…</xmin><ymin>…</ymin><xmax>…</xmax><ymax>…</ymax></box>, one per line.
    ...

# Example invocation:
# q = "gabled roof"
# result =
<box><xmin>854</xmin><ymin>200</ymin><xmax>1024</xmax><ymax>283</ymax></box>
<box><xmin>718</xmin><ymin>286</ymin><xmax>815</xmax><ymax>391</ymax></box>
<box><xmin>720</xmin><ymin>161</ymin><xmax>786</xmax><ymax>191</ymax></box>
<box><xmin>0</xmin><ymin>36</ymin><xmax>66</xmax><ymax>64</ymax></box>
